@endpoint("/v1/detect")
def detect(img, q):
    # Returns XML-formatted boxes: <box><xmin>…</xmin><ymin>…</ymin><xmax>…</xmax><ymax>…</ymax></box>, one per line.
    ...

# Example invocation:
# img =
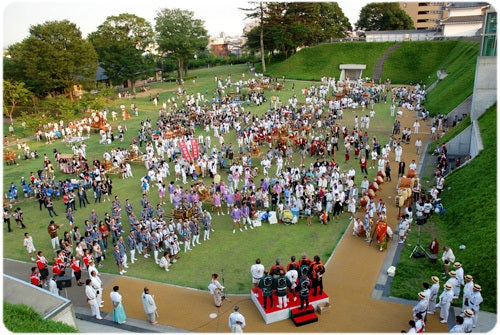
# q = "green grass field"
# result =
<box><xmin>3</xmin><ymin>40</ymin><xmax>493</xmax><ymax>313</ymax></box>
<box><xmin>3</xmin><ymin>63</ymin><xmax>397</xmax><ymax>295</ymax></box>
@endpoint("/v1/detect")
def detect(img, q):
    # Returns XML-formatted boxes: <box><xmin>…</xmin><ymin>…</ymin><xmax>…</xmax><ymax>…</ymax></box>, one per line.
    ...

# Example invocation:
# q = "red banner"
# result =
<box><xmin>179</xmin><ymin>141</ymin><xmax>192</xmax><ymax>161</ymax></box>
<box><xmin>190</xmin><ymin>138</ymin><xmax>199</xmax><ymax>160</ymax></box>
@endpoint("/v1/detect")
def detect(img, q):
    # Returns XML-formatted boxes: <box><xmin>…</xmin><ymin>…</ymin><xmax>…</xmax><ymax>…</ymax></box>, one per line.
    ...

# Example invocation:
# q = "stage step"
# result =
<box><xmin>290</xmin><ymin>305</ymin><xmax>315</xmax><ymax>318</ymax></box>
<box><xmin>292</xmin><ymin>311</ymin><xmax>318</xmax><ymax>326</ymax></box>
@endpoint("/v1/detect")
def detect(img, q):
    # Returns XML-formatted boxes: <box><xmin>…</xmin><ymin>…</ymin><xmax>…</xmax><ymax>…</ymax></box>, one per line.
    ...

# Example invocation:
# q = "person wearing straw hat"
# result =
<box><xmin>469</xmin><ymin>284</ymin><xmax>483</xmax><ymax>328</ymax></box>
<box><xmin>454</xmin><ymin>262</ymin><xmax>465</xmax><ymax>287</ymax></box>
<box><xmin>462</xmin><ymin>308</ymin><xmax>474</xmax><ymax>333</ymax></box>
<box><xmin>438</xmin><ymin>283</ymin><xmax>454</xmax><ymax>323</ymax></box>
<box><xmin>428</xmin><ymin>276</ymin><xmax>440</xmax><ymax>314</ymax></box>
<box><xmin>412</xmin><ymin>292</ymin><xmax>428</xmax><ymax>320</ymax></box>
<box><xmin>462</xmin><ymin>274</ymin><xmax>474</xmax><ymax>312</ymax></box>
<box><xmin>445</xmin><ymin>271</ymin><xmax>460</xmax><ymax>299</ymax></box>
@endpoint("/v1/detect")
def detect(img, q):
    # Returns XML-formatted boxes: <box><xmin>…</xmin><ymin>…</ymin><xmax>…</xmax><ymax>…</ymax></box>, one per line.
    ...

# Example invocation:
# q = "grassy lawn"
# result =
<box><xmin>3</xmin><ymin>39</ymin><xmax>492</xmax><ymax>312</ymax></box>
<box><xmin>3</xmin><ymin>63</ymin><xmax>397</xmax><ymax>295</ymax></box>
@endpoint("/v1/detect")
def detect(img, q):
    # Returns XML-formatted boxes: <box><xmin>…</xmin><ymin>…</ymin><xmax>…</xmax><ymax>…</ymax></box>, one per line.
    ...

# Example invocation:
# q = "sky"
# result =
<box><xmin>2</xmin><ymin>0</ymin><xmax>371</xmax><ymax>48</ymax></box>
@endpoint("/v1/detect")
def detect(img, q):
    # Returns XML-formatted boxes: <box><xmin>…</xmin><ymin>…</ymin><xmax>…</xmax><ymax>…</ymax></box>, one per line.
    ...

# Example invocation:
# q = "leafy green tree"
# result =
<box><xmin>3</xmin><ymin>80</ymin><xmax>33</xmax><ymax>124</ymax></box>
<box><xmin>155</xmin><ymin>9</ymin><xmax>209</xmax><ymax>82</ymax></box>
<box><xmin>4</xmin><ymin>20</ymin><xmax>98</xmax><ymax>100</ymax></box>
<box><xmin>88</xmin><ymin>13</ymin><xmax>155</xmax><ymax>95</ymax></box>
<box><xmin>243</xmin><ymin>2</ymin><xmax>352</xmax><ymax>61</ymax></box>
<box><xmin>356</xmin><ymin>2</ymin><xmax>414</xmax><ymax>31</ymax></box>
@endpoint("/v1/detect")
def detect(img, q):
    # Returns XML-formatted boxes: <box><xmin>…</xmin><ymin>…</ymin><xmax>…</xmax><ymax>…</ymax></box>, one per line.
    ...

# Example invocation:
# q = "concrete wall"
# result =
<box><xmin>443</xmin><ymin>24</ymin><xmax>482</xmax><ymax>37</ymax></box>
<box><xmin>471</xmin><ymin>56</ymin><xmax>497</xmax><ymax>120</ymax></box>
<box><xmin>445</xmin><ymin>120</ymin><xmax>484</xmax><ymax>159</ymax></box>
<box><xmin>445</xmin><ymin>124</ymin><xmax>473</xmax><ymax>157</ymax></box>
<box><xmin>3</xmin><ymin>275</ymin><xmax>77</xmax><ymax>329</ymax></box>
<box><xmin>469</xmin><ymin>120</ymin><xmax>484</xmax><ymax>158</ymax></box>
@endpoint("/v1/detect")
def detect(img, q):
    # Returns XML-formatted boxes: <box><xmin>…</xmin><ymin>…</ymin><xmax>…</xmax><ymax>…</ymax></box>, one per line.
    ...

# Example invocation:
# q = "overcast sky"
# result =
<box><xmin>2</xmin><ymin>0</ymin><xmax>371</xmax><ymax>48</ymax></box>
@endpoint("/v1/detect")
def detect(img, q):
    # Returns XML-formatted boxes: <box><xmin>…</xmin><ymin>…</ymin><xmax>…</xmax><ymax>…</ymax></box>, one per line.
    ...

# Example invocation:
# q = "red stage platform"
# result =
<box><xmin>251</xmin><ymin>288</ymin><xmax>330</xmax><ymax>324</ymax></box>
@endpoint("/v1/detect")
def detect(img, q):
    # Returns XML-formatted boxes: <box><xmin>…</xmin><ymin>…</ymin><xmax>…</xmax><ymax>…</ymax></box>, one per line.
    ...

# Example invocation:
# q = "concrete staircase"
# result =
<box><xmin>372</xmin><ymin>42</ymin><xmax>401</xmax><ymax>83</ymax></box>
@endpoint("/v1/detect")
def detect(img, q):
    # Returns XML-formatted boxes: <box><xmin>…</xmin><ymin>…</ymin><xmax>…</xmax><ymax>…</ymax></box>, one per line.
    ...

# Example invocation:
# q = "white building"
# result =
<box><xmin>439</xmin><ymin>2</ymin><xmax>490</xmax><ymax>37</ymax></box>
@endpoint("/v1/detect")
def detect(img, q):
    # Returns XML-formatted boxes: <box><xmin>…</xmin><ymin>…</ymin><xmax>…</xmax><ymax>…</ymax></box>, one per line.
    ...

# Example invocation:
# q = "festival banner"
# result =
<box><xmin>179</xmin><ymin>141</ymin><xmax>192</xmax><ymax>161</ymax></box>
<box><xmin>190</xmin><ymin>138</ymin><xmax>199</xmax><ymax>160</ymax></box>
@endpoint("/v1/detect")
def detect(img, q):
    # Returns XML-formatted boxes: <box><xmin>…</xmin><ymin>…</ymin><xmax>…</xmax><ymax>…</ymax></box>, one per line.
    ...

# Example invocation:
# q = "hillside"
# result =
<box><xmin>263</xmin><ymin>40</ymin><xmax>478</xmax><ymax>116</ymax></box>
<box><xmin>390</xmin><ymin>104</ymin><xmax>497</xmax><ymax>312</ymax></box>
<box><xmin>264</xmin><ymin>41</ymin><xmax>394</xmax><ymax>80</ymax></box>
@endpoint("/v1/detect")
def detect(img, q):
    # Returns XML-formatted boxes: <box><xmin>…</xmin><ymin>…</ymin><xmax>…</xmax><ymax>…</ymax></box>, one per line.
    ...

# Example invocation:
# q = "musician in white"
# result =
<box><xmin>250</xmin><ymin>259</ymin><xmax>265</xmax><ymax>297</ymax></box>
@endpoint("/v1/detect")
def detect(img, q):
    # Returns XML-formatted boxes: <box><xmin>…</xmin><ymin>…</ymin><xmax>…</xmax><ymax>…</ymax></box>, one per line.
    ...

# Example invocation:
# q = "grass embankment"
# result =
<box><xmin>263</xmin><ymin>41</ymin><xmax>394</xmax><ymax>80</ymax></box>
<box><xmin>390</xmin><ymin>105</ymin><xmax>497</xmax><ymax>312</ymax></box>
<box><xmin>381</xmin><ymin>40</ymin><xmax>459</xmax><ymax>86</ymax></box>
<box><xmin>424</xmin><ymin>41</ymin><xmax>479</xmax><ymax>115</ymax></box>
<box><xmin>3</xmin><ymin>302</ymin><xmax>78</xmax><ymax>332</ymax></box>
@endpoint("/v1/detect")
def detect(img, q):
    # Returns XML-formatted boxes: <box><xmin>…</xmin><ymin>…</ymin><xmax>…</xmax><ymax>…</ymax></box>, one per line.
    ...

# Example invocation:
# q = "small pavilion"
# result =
<box><xmin>339</xmin><ymin>64</ymin><xmax>366</xmax><ymax>82</ymax></box>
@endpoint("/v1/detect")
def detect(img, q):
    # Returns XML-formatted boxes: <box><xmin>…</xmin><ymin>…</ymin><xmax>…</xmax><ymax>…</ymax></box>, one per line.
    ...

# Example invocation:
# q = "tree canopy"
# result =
<box><xmin>356</xmin><ymin>2</ymin><xmax>414</xmax><ymax>31</ymax></box>
<box><xmin>3</xmin><ymin>80</ymin><xmax>33</xmax><ymax>124</ymax></box>
<box><xmin>4</xmin><ymin>20</ymin><xmax>98</xmax><ymax>99</ymax></box>
<box><xmin>243</xmin><ymin>2</ymin><xmax>351</xmax><ymax>61</ymax></box>
<box><xmin>154</xmin><ymin>8</ymin><xmax>209</xmax><ymax>81</ymax></box>
<box><xmin>88</xmin><ymin>13</ymin><xmax>156</xmax><ymax>94</ymax></box>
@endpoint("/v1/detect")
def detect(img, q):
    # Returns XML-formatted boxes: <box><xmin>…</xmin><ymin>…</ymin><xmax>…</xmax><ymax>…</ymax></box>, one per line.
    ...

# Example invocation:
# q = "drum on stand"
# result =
<box><xmin>377</xmin><ymin>170</ymin><xmax>386</xmax><ymax>179</ymax></box>
<box><xmin>368</xmin><ymin>189</ymin><xmax>376</xmax><ymax>199</ymax></box>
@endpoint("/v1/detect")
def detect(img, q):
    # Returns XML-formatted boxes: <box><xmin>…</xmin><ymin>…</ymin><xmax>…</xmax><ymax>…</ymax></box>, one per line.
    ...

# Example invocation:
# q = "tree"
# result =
<box><xmin>4</xmin><ymin>20</ymin><xmax>98</xmax><ymax>100</ymax></box>
<box><xmin>356</xmin><ymin>2</ymin><xmax>414</xmax><ymax>31</ymax></box>
<box><xmin>3</xmin><ymin>80</ymin><xmax>33</xmax><ymax>124</ymax></box>
<box><xmin>243</xmin><ymin>2</ymin><xmax>352</xmax><ymax>62</ymax></box>
<box><xmin>241</xmin><ymin>1</ymin><xmax>269</xmax><ymax>72</ymax></box>
<box><xmin>88</xmin><ymin>14</ymin><xmax>155</xmax><ymax>95</ymax></box>
<box><xmin>154</xmin><ymin>9</ymin><xmax>209</xmax><ymax>82</ymax></box>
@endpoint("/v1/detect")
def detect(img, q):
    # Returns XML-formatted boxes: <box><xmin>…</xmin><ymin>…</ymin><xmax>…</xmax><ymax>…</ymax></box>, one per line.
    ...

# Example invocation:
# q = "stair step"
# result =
<box><xmin>292</xmin><ymin>312</ymin><xmax>318</xmax><ymax>326</ymax></box>
<box><xmin>290</xmin><ymin>305</ymin><xmax>315</xmax><ymax>317</ymax></box>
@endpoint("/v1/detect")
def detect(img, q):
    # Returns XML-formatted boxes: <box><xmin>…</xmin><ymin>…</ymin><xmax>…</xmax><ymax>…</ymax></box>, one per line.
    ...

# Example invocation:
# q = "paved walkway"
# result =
<box><xmin>3</xmin><ymin>108</ymin><xmax>496</xmax><ymax>333</ymax></box>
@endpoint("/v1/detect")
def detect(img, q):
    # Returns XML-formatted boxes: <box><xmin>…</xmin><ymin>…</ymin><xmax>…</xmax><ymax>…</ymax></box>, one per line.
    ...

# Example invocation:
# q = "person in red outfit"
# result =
<box><xmin>30</xmin><ymin>266</ymin><xmax>42</xmax><ymax>287</ymax></box>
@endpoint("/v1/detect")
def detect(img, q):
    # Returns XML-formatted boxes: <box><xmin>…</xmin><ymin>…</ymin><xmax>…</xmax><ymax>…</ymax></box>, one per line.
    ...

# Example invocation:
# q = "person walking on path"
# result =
<box><xmin>110</xmin><ymin>286</ymin><xmax>127</xmax><ymax>324</ymax></box>
<box><xmin>228</xmin><ymin>305</ymin><xmax>246</xmax><ymax>333</ymax></box>
<box><xmin>85</xmin><ymin>278</ymin><xmax>103</xmax><ymax>320</ymax></box>
<box><xmin>23</xmin><ymin>232</ymin><xmax>36</xmax><ymax>261</ymax></box>
<box><xmin>141</xmin><ymin>287</ymin><xmax>158</xmax><ymax>325</ymax></box>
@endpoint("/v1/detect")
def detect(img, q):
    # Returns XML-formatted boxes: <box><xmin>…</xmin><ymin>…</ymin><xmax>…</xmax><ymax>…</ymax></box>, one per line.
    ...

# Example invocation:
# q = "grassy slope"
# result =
<box><xmin>263</xmin><ymin>42</ymin><xmax>395</xmax><ymax>80</ymax></box>
<box><xmin>390</xmin><ymin>105</ymin><xmax>497</xmax><ymax>312</ymax></box>
<box><xmin>381</xmin><ymin>40</ymin><xmax>459</xmax><ymax>86</ymax></box>
<box><xmin>424</xmin><ymin>41</ymin><xmax>479</xmax><ymax>115</ymax></box>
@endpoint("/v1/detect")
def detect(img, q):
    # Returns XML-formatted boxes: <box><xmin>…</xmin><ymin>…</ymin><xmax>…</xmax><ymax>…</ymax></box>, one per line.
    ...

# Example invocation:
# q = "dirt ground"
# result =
<box><xmin>92</xmin><ymin>107</ymin><xmax>450</xmax><ymax>333</ymax></box>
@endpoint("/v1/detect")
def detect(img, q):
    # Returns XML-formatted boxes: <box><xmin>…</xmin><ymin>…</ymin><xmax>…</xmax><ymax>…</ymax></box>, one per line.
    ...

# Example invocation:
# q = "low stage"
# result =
<box><xmin>251</xmin><ymin>288</ymin><xmax>330</xmax><ymax>324</ymax></box>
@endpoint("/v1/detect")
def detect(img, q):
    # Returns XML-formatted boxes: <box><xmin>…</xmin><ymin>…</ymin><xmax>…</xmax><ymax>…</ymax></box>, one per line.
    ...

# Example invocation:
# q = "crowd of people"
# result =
<box><xmin>8</xmin><ymin>68</ymin><xmax>481</xmax><ymax>332</ymax></box>
<box><xmin>406</xmin><ymin>257</ymin><xmax>483</xmax><ymax>333</ymax></box>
